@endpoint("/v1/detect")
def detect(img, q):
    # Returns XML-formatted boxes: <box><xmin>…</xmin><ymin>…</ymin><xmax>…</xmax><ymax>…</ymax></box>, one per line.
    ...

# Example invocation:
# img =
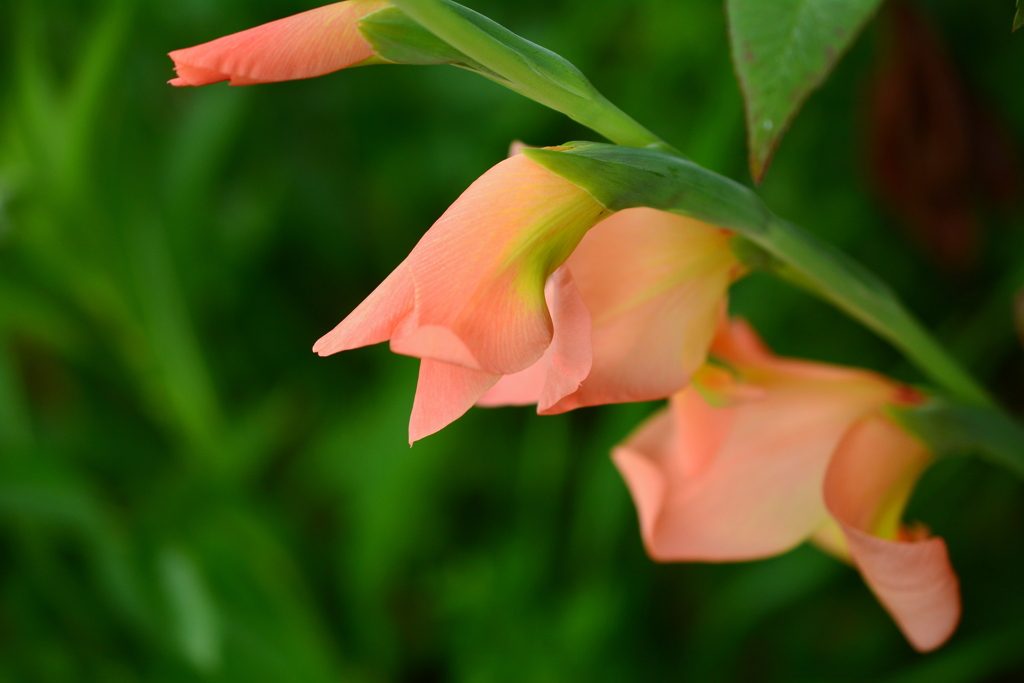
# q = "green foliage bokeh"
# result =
<box><xmin>1</xmin><ymin>0</ymin><xmax>1023</xmax><ymax>680</ymax></box>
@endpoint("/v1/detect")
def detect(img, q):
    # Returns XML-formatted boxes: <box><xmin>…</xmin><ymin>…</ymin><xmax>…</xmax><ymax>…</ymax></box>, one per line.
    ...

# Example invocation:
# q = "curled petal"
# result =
<box><xmin>314</xmin><ymin>261</ymin><xmax>414</xmax><ymax>356</ymax></box>
<box><xmin>615</xmin><ymin>383</ymin><xmax>873</xmax><ymax>561</ymax></box>
<box><xmin>825</xmin><ymin>415</ymin><xmax>960</xmax><ymax>652</ymax></box>
<box><xmin>169</xmin><ymin>0</ymin><xmax>390</xmax><ymax>87</ymax></box>
<box><xmin>410</xmin><ymin>360</ymin><xmax>500</xmax><ymax>444</ymax></box>
<box><xmin>478</xmin><ymin>266</ymin><xmax>592</xmax><ymax>411</ymax></box>
<box><xmin>614</xmin><ymin>322</ymin><xmax>906</xmax><ymax>562</ymax></box>
<box><xmin>388</xmin><ymin>154</ymin><xmax>607</xmax><ymax>374</ymax></box>
<box><xmin>547</xmin><ymin>208</ymin><xmax>738</xmax><ymax>412</ymax></box>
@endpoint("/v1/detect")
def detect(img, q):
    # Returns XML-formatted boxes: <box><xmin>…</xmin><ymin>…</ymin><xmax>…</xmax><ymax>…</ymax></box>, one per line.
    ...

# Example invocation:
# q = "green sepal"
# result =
<box><xmin>360</xmin><ymin>7</ymin><xmax>505</xmax><ymax>81</ymax></box>
<box><xmin>522</xmin><ymin>143</ymin><xmax>771</xmax><ymax>234</ymax></box>
<box><xmin>890</xmin><ymin>400</ymin><xmax>1024</xmax><ymax>479</ymax></box>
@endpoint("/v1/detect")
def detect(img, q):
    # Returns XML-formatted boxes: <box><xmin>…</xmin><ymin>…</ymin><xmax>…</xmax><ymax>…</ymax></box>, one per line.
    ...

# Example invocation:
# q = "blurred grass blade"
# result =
<box><xmin>684</xmin><ymin>546</ymin><xmax>842</xmax><ymax>680</ymax></box>
<box><xmin>884</xmin><ymin>619</ymin><xmax>1024</xmax><ymax>683</ymax></box>
<box><xmin>0</xmin><ymin>337</ymin><xmax>33</xmax><ymax>448</ymax></box>
<box><xmin>0</xmin><ymin>277</ymin><xmax>86</xmax><ymax>356</ymax></box>
<box><xmin>383</xmin><ymin>0</ymin><xmax>665</xmax><ymax>149</ymax></box>
<box><xmin>0</xmin><ymin>457</ymin><xmax>150</xmax><ymax>625</ymax></box>
<box><xmin>129</xmin><ymin>220</ymin><xmax>223</xmax><ymax>458</ymax></box>
<box><xmin>1016</xmin><ymin>1</ymin><xmax>1023</xmax><ymax>31</ymax></box>
<box><xmin>726</xmin><ymin>0</ymin><xmax>883</xmax><ymax>181</ymax></box>
<box><xmin>158</xmin><ymin>547</ymin><xmax>222</xmax><ymax>673</ymax></box>
<box><xmin>64</xmin><ymin>0</ymin><xmax>132</xmax><ymax>191</ymax></box>
<box><xmin>164</xmin><ymin>86</ymin><xmax>251</xmax><ymax>222</ymax></box>
<box><xmin>14</xmin><ymin>1</ymin><xmax>60</xmax><ymax>185</ymax></box>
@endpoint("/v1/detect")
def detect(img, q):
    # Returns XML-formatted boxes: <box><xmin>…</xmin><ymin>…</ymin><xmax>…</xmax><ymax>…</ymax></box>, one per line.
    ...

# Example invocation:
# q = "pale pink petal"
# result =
<box><xmin>477</xmin><ymin>266</ymin><xmax>592</xmax><ymax>410</ymax></box>
<box><xmin>825</xmin><ymin>415</ymin><xmax>960</xmax><ymax>652</ymax></box>
<box><xmin>543</xmin><ymin>208</ymin><xmax>738</xmax><ymax>412</ymax></box>
<box><xmin>614</xmin><ymin>320</ymin><xmax>904</xmax><ymax>563</ymax></box>
<box><xmin>388</xmin><ymin>154</ymin><xmax>608</xmax><ymax>374</ymax></box>
<box><xmin>409</xmin><ymin>359</ymin><xmax>500</xmax><ymax>444</ymax></box>
<box><xmin>168</xmin><ymin>0</ymin><xmax>389</xmax><ymax>87</ymax></box>
<box><xmin>313</xmin><ymin>262</ymin><xmax>414</xmax><ymax>356</ymax></box>
<box><xmin>615</xmin><ymin>381</ymin><xmax>881</xmax><ymax>561</ymax></box>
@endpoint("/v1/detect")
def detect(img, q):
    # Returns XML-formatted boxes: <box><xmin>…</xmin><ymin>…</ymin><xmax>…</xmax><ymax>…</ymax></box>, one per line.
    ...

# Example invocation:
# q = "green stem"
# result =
<box><xmin>753</xmin><ymin>219</ymin><xmax>993</xmax><ymax>407</ymax></box>
<box><xmin>387</xmin><ymin>0</ymin><xmax>666</xmax><ymax>149</ymax></box>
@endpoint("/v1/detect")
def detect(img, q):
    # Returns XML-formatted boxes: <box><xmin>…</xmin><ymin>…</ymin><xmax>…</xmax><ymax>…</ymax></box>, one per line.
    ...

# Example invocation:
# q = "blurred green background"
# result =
<box><xmin>2</xmin><ymin>0</ymin><xmax>1024</xmax><ymax>680</ymax></box>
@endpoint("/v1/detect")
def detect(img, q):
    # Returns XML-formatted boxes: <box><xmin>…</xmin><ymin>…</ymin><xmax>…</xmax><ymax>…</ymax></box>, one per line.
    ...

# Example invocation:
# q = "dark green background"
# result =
<box><xmin>1</xmin><ymin>0</ymin><xmax>1023</xmax><ymax>680</ymax></box>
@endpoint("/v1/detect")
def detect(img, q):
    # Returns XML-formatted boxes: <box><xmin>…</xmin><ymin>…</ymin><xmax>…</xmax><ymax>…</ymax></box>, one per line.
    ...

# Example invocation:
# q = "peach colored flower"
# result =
<box><xmin>478</xmin><ymin>207</ymin><xmax>741</xmax><ymax>413</ymax></box>
<box><xmin>613</xmin><ymin>318</ymin><xmax>960</xmax><ymax>652</ymax></box>
<box><xmin>168</xmin><ymin>0</ymin><xmax>391</xmax><ymax>87</ymax></box>
<box><xmin>314</xmin><ymin>152</ymin><xmax>609</xmax><ymax>443</ymax></box>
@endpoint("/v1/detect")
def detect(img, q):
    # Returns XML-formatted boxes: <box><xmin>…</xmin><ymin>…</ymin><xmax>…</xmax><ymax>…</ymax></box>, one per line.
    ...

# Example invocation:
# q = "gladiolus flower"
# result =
<box><xmin>168</xmin><ymin>0</ymin><xmax>391</xmax><ymax>87</ymax></box>
<box><xmin>612</xmin><ymin>318</ymin><xmax>960</xmax><ymax>652</ymax></box>
<box><xmin>313</xmin><ymin>152</ymin><xmax>610</xmax><ymax>443</ymax></box>
<box><xmin>478</xmin><ymin>206</ymin><xmax>741</xmax><ymax>413</ymax></box>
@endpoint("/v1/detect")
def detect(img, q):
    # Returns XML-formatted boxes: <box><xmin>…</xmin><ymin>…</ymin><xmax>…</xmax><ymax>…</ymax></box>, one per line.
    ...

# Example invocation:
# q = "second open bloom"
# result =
<box><xmin>314</xmin><ymin>151</ymin><xmax>741</xmax><ymax>442</ymax></box>
<box><xmin>613</xmin><ymin>318</ymin><xmax>961</xmax><ymax>652</ymax></box>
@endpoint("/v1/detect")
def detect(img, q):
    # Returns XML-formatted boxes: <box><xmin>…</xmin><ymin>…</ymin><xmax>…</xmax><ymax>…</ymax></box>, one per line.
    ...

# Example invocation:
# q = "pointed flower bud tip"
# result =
<box><xmin>168</xmin><ymin>0</ymin><xmax>391</xmax><ymax>87</ymax></box>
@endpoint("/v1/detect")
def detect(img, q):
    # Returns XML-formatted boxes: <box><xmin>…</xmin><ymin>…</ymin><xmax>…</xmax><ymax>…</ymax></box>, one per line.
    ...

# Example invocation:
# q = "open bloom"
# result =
<box><xmin>314</xmin><ymin>147</ymin><xmax>743</xmax><ymax>442</ymax></box>
<box><xmin>314</xmin><ymin>152</ymin><xmax>610</xmax><ymax>442</ymax></box>
<box><xmin>478</xmin><ymin>206</ymin><xmax>741</xmax><ymax>413</ymax></box>
<box><xmin>168</xmin><ymin>0</ymin><xmax>391</xmax><ymax>86</ymax></box>
<box><xmin>613</xmin><ymin>318</ymin><xmax>960</xmax><ymax>652</ymax></box>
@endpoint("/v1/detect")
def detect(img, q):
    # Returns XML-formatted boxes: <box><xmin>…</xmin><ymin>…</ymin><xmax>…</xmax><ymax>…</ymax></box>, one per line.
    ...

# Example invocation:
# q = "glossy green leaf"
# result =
<box><xmin>727</xmin><ymin>0</ymin><xmax>883</xmax><ymax>181</ymax></box>
<box><xmin>526</xmin><ymin>143</ymin><xmax>992</xmax><ymax>410</ymax></box>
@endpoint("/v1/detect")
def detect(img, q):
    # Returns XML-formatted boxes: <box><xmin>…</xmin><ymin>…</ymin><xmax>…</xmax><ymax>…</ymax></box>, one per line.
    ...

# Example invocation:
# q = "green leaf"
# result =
<box><xmin>1015</xmin><ymin>1</ymin><xmax>1023</xmax><ymax>32</ymax></box>
<box><xmin>727</xmin><ymin>0</ymin><xmax>883</xmax><ymax>181</ymax></box>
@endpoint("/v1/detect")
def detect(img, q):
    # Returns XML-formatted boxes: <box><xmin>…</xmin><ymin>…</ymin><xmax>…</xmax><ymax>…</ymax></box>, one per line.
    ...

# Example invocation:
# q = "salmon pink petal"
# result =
<box><xmin>614</xmin><ymin>316</ymin><xmax>905</xmax><ymax>563</ymax></box>
<box><xmin>168</xmin><ymin>0</ymin><xmax>390</xmax><ymax>87</ymax></box>
<box><xmin>478</xmin><ymin>266</ymin><xmax>592</xmax><ymax>410</ymax></box>
<box><xmin>824</xmin><ymin>415</ymin><xmax>960</xmax><ymax>652</ymax></box>
<box><xmin>474</xmin><ymin>354</ymin><xmax>547</xmax><ymax>407</ymax></box>
<box><xmin>615</xmin><ymin>382</ymin><xmax>867</xmax><ymax>561</ymax></box>
<box><xmin>543</xmin><ymin>208</ymin><xmax>738</xmax><ymax>413</ymax></box>
<box><xmin>388</xmin><ymin>154</ymin><xmax>607</xmax><ymax>374</ymax></box>
<box><xmin>313</xmin><ymin>262</ymin><xmax>414</xmax><ymax>356</ymax></box>
<box><xmin>409</xmin><ymin>360</ymin><xmax>501</xmax><ymax>444</ymax></box>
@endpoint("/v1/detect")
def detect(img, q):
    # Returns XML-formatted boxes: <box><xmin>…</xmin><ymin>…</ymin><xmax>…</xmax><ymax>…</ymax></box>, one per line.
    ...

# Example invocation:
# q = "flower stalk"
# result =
<box><xmin>386</xmin><ymin>0</ymin><xmax>668</xmax><ymax>150</ymax></box>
